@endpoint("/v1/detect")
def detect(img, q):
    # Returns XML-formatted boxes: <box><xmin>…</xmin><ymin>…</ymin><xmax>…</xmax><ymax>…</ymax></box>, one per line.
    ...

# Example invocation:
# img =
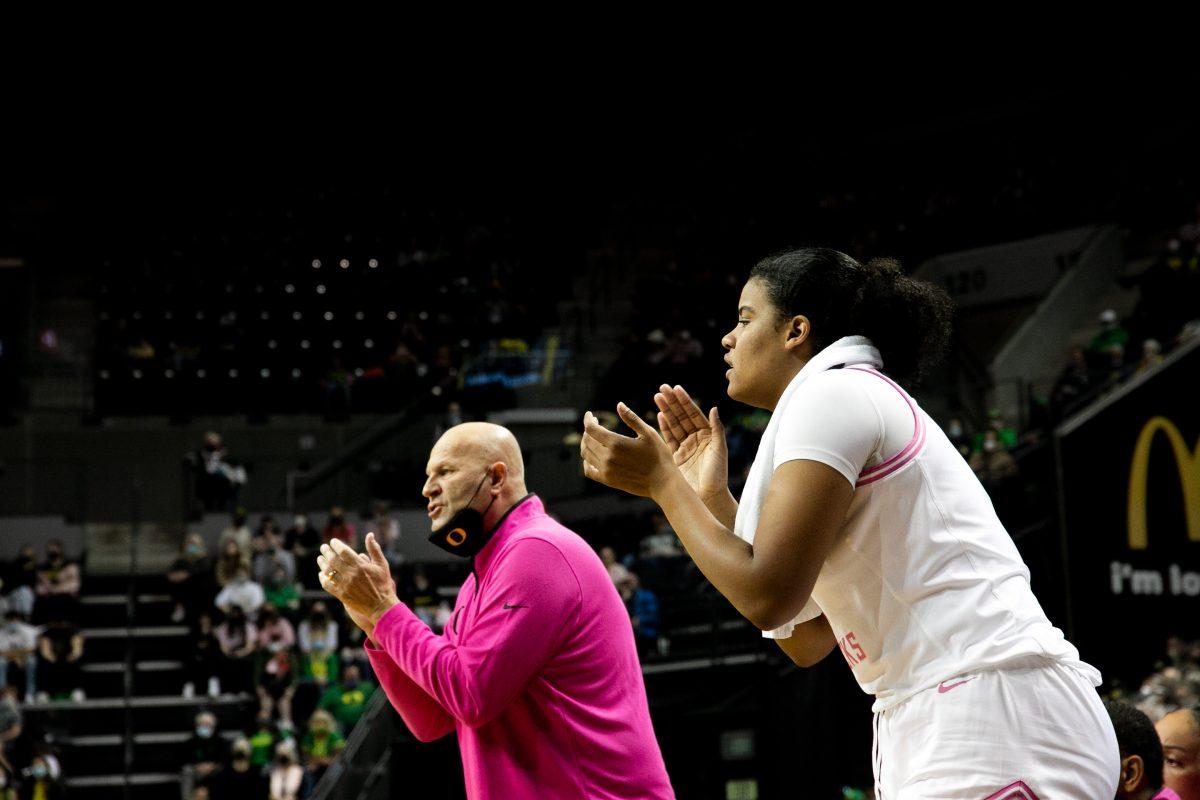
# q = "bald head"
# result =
<box><xmin>423</xmin><ymin>423</ymin><xmax>529</xmax><ymax>529</ymax></box>
<box><xmin>431</xmin><ymin>422</ymin><xmax>526</xmax><ymax>484</ymax></box>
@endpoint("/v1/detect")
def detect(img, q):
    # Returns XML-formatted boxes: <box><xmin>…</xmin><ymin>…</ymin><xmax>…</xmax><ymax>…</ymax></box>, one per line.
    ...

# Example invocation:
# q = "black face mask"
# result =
<box><xmin>428</xmin><ymin>471</ymin><xmax>498</xmax><ymax>558</ymax></box>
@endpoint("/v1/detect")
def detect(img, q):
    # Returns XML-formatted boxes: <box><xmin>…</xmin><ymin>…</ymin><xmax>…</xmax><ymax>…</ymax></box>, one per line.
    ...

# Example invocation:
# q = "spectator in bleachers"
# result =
<box><xmin>969</xmin><ymin>430</ymin><xmax>1019</xmax><ymax>485</ymax></box>
<box><xmin>16</xmin><ymin>754</ymin><xmax>63</xmax><ymax>800</ymax></box>
<box><xmin>35</xmin><ymin>619</ymin><xmax>83</xmax><ymax>702</ymax></box>
<box><xmin>253</xmin><ymin>529</ymin><xmax>296</xmax><ymax>586</ymax></box>
<box><xmin>300</xmin><ymin>710</ymin><xmax>344</xmax><ymax>791</ymax></box>
<box><xmin>370</xmin><ymin>501</ymin><xmax>404</xmax><ymax>570</ymax></box>
<box><xmin>267</xmin><ymin>739</ymin><xmax>303</xmax><ymax>800</ymax></box>
<box><xmin>216</xmin><ymin>605</ymin><xmax>258</xmax><ymax>695</ymax></box>
<box><xmin>256</xmin><ymin>605</ymin><xmax>297</xmax><ymax>728</ymax></box>
<box><xmin>1052</xmin><ymin>345</ymin><xmax>1105</xmax><ymax>417</ymax></box>
<box><xmin>254</xmin><ymin>516</ymin><xmax>279</xmax><ymax>552</ymax></box>
<box><xmin>1134</xmin><ymin>638</ymin><xmax>1200</xmax><ymax>723</ymax></box>
<box><xmin>183</xmin><ymin>611</ymin><xmax>222</xmax><ymax>698</ymax></box>
<box><xmin>215</xmin><ymin>569</ymin><xmax>265</xmax><ymax>619</ymax></box>
<box><xmin>640</xmin><ymin>514</ymin><xmax>684</xmax><ymax>560</ymax></box>
<box><xmin>600</xmin><ymin>546</ymin><xmax>631</xmax><ymax>586</ymax></box>
<box><xmin>317</xmin><ymin>663</ymin><xmax>375</xmax><ymax>733</ymax></box>
<box><xmin>212</xmin><ymin>736</ymin><xmax>265</xmax><ymax>795</ymax></box>
<box><xmin>182</xmin><ymin>710</ymin><xmax>224</xmax><ymax>797</ymax></box>
<box><xmin>219</xmin><ymin>509</ymin><xmax>254</xmax><ymax>566</ymax></box>
<box><xmin>1089</xmin><ymin>308</ymin><xmax>1132</xmax><ymax>367</ymax></box>
<box><xmin>167</xmin><ymin>534</ymin><xmax>213</xmax><ymax>624</ymax></box>
<box><xmin>1138</xmin><ymin>338</ymin><xmax>1165</xmax><ymax>374</ymax></box>
<box><xmin>189</xmin><ymin>432</ymin><xmax>247</xmax><ymax>513</ymax></box>
<box><xmin>0</xmin><ymin>686</ymin><xmax>21</xmax><ymax>773</ymax></box>
<box><xmin>945</xmin><ymin>416</ymin><xmax>970</xmax><ymax>451</ymax></box>
<box><xmin>256</xmin><ymin>604</ymin><xmax>296</xmax><ymax>652</ymax></box>
<box><xmin>1106</xmin><ymin>699</ymin><xmax>1177</xmax><ymax>800</ymax></box>
<box><xmin>248</xmin><ymin>713</ymin><xmax>285</xmax><ymax>771</ymax></box>
<box><xmin>0</xmin><ymin>612</ymin><xmax>37</xmax><ymax>703</ymax></box>
<box><xmin>297</xmin><ymin>603</ymin><xmax>339</xmax><ymax>690</ymax></box>
<box><xmin>322</xmin><ymin>506</ymin><xmax>357</xmax><ymax>548</ymax></box>
<box><xmin>400</xmin><ymin>568</ymin><xmax>440</xmax><ymax>630</ymax></box>
<box><xmin>337</xmin><ymin>620</ymin><xmax>371</xmax><ymax>680</ymax></box>
<box><xmin>618</xmin><ymin>573</ymin><xmax>660</xmax><ymax>659</ymax></box>
<box><xmin>263</xmin><ymin>566</ymin><xmax>301</xmax><ymax>618</ymax></box>
<box><xmin>0</xmin><ymin>765</ymin><xmax>12</xmax><ymax>800</ymax></box>
<box><xmin>215</xmin><ymin>539</ymin><xmax>249</xmax><ymax>588</ymax></box>
<box><xmin>283</xmin><ymin>514</ymin><xmax>322</xmax><ymax>591</ymax></box>
<box><xmin>1157</xmin><ymin>707</ymin><xmax>1200</xmax><ymax>799</ymax></box>
<box><xmin>0</xmin><ymin>548</ymin><xmax>36</xmax><ymax>619</ymax></box>
<box><xmin>33</xmin><ymin>541</ymin><xmax>80</xmax><ymax>625</ymax></box>
<box><xmin>966</xmin><ymin>408</ymin><xmax>1018</xmax><ymax>453</ymax></box>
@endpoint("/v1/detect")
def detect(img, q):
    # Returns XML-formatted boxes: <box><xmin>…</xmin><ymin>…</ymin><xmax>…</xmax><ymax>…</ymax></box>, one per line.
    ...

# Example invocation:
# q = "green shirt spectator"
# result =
<box><xmin>263</xmin><ymin>572</ymin><xmax>301</xmax><ymax>613</ymax></box>
<box><xmin>300</xmin><ymin>650</ymin><xmax>339</xmax><ymax>685</ymax></box>
<box><xmin>301</xmin><ymin>710</ymin><xmax>345</xmax><ymax>763</ymax></box>
<box><xmin>317</xmin><ymin>664</ymin><xmax>376</xmax><ymax>730</ymax></box>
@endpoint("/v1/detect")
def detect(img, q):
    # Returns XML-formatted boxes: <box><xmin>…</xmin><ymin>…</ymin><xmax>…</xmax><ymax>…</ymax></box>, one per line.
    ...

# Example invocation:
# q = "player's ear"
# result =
<box><xmin>784</xmin><ymin>315</ymin><xmax>811</xmax><ymax>351</ymax></box>
<box><xmin>1120</xmin><ymin>755</ymin><xmax>1143</xmax><ymax>791</ymax></box>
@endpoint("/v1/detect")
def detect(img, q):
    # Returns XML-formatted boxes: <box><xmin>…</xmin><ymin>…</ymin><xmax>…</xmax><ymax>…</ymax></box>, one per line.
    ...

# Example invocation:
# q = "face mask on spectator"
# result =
<box><xmin>947</xmin><ymin>422</ymin><xmax>963</xmax><ymax>438</ymax></box>
<box><xmin>196</xmin><ymin>725</ymin><xmax>214</xmax><ymax>738</ymax></box>
<box><xmin>30</xmin><ymin>765</ymin><xmax>47</xmax><ymax>780</ymax></box>
<box><xmin>186</xmin><ymin>542</ymin><xmax>205</xmax><ymax>556</ymax></box>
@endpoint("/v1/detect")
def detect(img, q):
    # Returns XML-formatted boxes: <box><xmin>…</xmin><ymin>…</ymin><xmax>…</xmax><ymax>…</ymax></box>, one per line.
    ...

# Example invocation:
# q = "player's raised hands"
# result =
<box><xmin>654</xmin><ymin>384</ymin><xmax>728</xmax><ymax>502</ymax></box>
<box><xmin>580</xmin><ymin>403</ymin><xmax>676</xmax><ymax>499</ymax></box>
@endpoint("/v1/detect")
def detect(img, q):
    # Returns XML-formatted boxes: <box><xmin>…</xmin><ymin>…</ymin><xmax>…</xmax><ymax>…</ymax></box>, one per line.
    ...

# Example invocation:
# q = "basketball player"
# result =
<box><xmin>580</xmin><ymin>248</ymin><xmax>1119</xmax><ymax>798</ymax></box>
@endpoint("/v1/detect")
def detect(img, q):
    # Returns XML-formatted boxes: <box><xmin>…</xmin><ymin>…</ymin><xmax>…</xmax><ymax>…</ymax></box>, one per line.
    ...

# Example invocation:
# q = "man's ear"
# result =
<box><xmin>1120</xmin><ymin>754</ymin><xmax>1144</xmax><ymax>792</ymax></box>
<box><xmin>490</xmin><ymin>462</ymin><xmax>508</xmax><ymax>492</ymax></box>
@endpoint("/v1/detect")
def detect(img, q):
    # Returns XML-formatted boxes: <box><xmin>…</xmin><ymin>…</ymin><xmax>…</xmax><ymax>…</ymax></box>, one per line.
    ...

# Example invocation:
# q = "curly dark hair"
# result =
<box><xmin>748</xmin><ymin>247</ymin><xmax>955</xmax><ymax>386</ymax></box>
<box><xmin>1104</xmin><ymin>699</ymin><xmax>1164</xmax><ymax>788</ymax></box>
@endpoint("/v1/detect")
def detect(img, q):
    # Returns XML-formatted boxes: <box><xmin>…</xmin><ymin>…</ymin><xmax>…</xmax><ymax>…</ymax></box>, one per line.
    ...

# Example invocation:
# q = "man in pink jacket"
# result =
<box><xmin>318</xmin><ymin>422</ymin><xmax>674</xmax><ymax>799</ymax></box>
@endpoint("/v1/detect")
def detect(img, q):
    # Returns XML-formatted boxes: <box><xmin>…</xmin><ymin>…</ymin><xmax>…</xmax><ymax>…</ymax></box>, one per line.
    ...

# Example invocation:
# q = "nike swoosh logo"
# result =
<box><xmin>503</xmin><ymin>603</ymin><xmax>528</xmax><ymax>610</ymax></box>
<box><xmin>937</xmin><ymin>677</ymin><xmax>975</xmax><ymax>694</ymax></box>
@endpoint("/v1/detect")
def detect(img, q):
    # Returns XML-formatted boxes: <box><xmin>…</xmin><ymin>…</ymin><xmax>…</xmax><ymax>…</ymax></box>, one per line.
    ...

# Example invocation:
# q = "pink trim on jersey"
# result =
<box><xmin>844</xmin><ymin>367</ymin><xmax>926</xmax><ymax>487</ymax></box>
<box><xmin>980</xmin><ymin>780</ymin><xmax>1040</xmax><ymax>800</ymax></box>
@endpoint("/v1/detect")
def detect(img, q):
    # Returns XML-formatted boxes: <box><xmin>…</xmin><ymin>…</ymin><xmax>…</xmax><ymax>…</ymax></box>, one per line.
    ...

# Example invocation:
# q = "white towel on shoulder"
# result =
<box><xmin>732</xmin><ymin>335</ymin><xmax>883</xmax><ymax>638</ymax></box>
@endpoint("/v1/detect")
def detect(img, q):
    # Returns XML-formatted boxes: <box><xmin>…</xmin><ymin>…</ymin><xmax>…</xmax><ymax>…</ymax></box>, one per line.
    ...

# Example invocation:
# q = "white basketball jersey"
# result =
<box><xmin>737</xmin><ymin>351</ymin><xmax>1099</xmax><ymax>713</ymax></box>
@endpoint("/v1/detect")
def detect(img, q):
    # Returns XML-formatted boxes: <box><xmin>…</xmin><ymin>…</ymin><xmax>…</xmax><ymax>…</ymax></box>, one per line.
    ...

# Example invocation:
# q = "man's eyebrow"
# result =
<box><xmin>738</xmin><ymin>305</ymin><xmax>755</xmax><ymax>315</ymax></box>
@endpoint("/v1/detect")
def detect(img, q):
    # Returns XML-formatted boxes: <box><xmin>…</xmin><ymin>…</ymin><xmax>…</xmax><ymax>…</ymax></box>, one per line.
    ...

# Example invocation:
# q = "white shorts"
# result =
<box><xmin>872</xmin><ymin>657</ymin><xmax>1119</xmax><ymax>799</ymax></box>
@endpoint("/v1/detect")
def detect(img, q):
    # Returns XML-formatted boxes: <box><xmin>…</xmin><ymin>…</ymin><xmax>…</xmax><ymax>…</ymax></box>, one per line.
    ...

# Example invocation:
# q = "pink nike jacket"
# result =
<box><xmin>365</xmin><ymin>495</ymin><xmax>674</xmax><ymax>799</ymax></box>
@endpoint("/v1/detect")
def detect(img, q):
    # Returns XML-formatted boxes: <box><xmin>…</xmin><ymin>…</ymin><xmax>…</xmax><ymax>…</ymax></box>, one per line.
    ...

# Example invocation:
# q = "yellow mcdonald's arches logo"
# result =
<box><xmin>445</xmin><ymin>528</ymin><xmax>468</xmax><ymax>547</ymax></box>
<box><xmin>1127</xmin><ymin>416</ymin><xmax>1200</xmax><ymax>550</ymax></box>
